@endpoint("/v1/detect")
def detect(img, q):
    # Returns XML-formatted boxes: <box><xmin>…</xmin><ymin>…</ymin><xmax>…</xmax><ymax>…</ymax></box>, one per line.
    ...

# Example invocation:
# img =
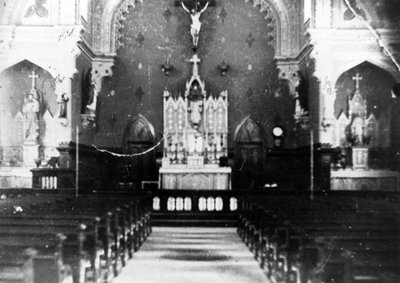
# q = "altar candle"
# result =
<box><xmin>205</xmin><ymin>117</ymin><xmax>208</xmax><ymax>147</ymax></box>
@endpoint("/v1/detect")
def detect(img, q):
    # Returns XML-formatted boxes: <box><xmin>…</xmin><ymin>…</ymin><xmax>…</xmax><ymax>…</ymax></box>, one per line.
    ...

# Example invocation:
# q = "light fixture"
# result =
<box><xmin>217</xmin><ymin>60</ymin><xmax>230</xmax><ymax>76</ymax></box>
<box><xmin>161</xmin><ymin>56</ymin><xmax>173</xmax><ymax>76</ymax></box>
<box><xmin>272</xmin><ymin>126</ymin><xmax>284</xmax><ymax>148</ymax></box>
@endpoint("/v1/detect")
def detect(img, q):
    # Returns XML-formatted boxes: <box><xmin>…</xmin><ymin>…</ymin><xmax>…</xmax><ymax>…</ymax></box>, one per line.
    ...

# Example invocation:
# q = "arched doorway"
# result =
<box><xmin>233</xmin><ymin>117</ymin><xmax>264</xmax><ymax>190</ymax></box>
<box><xmin>122</xmin><ymin>115</ymin><xmax>157</xmax><ymax>189</ymax></box>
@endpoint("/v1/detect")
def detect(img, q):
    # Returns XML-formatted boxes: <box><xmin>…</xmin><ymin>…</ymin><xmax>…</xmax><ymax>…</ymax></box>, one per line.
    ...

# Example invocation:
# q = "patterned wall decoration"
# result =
<box><xmin>95</xmin><ymin>0</ymin><xmax>295</xmax><ymax>148</ymax></box>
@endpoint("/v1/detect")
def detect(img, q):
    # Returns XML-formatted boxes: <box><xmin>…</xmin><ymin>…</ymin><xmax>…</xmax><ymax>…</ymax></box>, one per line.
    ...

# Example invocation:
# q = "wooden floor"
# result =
<box><xmin>114</xmin><ymin>227</ymin><xmax>267</xmax><ymax>283</ymax></box>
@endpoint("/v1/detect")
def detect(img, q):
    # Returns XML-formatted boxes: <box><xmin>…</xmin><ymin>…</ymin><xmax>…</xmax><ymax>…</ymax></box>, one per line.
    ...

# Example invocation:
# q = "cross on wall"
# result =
<box><xmin>28</xmin><ymin>70</ymin><xmax>39</xmax><ymax>90</ymax></box>
<box><xmin>352</xmin><ymin>73</ymin><xmax>363</xmax><ymax>90</ymax></box>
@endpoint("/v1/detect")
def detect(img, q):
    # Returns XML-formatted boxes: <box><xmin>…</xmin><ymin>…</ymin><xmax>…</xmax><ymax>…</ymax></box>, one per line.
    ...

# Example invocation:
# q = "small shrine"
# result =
<box><xmin>159</xmin><ymin>53</ymin><xmax>231</xmax><ymax>190</ymax></box>
<box><xmin>331</xmin><ymin>73</ymin><xmax>398</xmax><ymax>190</ymax></box>
<box><xmin>347</xmin><ymin>73</ymin><xmax>370</xmax><ymax>169</ymax></box>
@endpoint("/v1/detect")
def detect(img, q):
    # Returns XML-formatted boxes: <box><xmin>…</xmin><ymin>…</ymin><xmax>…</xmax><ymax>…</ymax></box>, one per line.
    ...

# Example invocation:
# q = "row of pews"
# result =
<box><xmin>238</xmin><ymin>192</ymin><xmax>400</xmax><ymax>283</ymax></box>
<box><xmin>0</xmin><ymin>189</ymin><xmax>153</xmax><ymax>283</ymax></box>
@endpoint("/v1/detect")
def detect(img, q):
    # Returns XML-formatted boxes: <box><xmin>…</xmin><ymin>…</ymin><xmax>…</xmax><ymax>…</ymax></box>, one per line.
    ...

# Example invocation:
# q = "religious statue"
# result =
<box><xmin>188</xmin><ymin>82</ymin><xmax>203</xmax><ymax>128</ymax></box>
<box><xmin>22</xmin><ymin>90</ymin><xmax>40</xmax><ymax>141</ymax></box>
<box><xmin>181</xmin><ymin>1</ymin><xmax>209</xmax><ymax>47</ymax></box>
<box><xmin>58</xmin><ymin>93</ymin><xmax>69</xmax><ymax>118</ymax></box>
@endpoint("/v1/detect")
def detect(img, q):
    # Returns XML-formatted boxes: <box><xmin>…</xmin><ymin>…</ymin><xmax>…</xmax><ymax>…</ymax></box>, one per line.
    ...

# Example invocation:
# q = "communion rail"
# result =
<box><xmin>151</xmin><ymin>190</ymin><xmax>245</xmax><ymax>213</ymax></box>
<box><xmin>31</xmin><ymin>168</ymin><xmax>75</xmax><ymax>189</ymax></box>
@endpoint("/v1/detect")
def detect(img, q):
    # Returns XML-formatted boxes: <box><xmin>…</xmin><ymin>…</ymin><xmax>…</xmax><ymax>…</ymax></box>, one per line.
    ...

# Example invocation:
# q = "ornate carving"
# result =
<box><xmin>219</xmin><ymin>7</ymin><xmax>227</xmax><ymax>23</ymax></box>
<box><xmin>86</xmin><ymin>58</ymin><xmax>115</xmax><ymax>113</ymax></box>
<box><xmin>93</xmin><ymin>0</ymin><xmax>299</xmax><ymax>58</ymax></box>
<box><xmin>114</xmin><ymin>0</ymin><xmax>141</xmax><ymax>52</ymax></box>
<box><xmin>276</xmin><ymin>59</ymin><xmax>300</xmax><ymax>96</ymax></box>
<box><xmin>81</xmin><ymin>113</ymin><xmax>96</xmax><ymax>129</ymax></box>
<box><xmin>246</xmin><ymin>33</ymin><xmax>255</xmax><ymax>48</ymax></box>
<box><xmin>163</xmin><ymin>8</ymin><xmax>172</xmax><ymax>22</ymax></box>
<box><xmin>25</xmin><ymin>0</ymin><xmax>49</xmax><ymax>18</ymax></box>
<box><xmin>92</xmin><ymin>4</ymin><xmax>104</xmax><ymax>51</ymax></box>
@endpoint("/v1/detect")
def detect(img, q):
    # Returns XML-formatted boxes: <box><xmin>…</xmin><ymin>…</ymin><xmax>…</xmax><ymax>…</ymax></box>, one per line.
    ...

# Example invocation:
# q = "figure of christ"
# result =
<box><xmin>181</xmin><ymin>1</ymin><xmax>209</xmax><ymax>47</ymax></box>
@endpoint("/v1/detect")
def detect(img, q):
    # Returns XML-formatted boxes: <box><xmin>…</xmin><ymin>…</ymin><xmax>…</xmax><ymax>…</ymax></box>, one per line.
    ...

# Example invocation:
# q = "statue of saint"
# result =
<box><xmin>22</xmin><ymin>90</ymin><xmax>40</xmax><ymax>141</ymax></box>
<box><xmin>58</xmin><ymin>93</ymin><xmax>69</xmax><ymax>118</ymax></box>
<box><xmin>181</xmin><ymin>1</ymin><xmax>209</xmax><ymax>47</ymax></box>
<box><xmin>188</xmin><ymin>98</ymin><xmax>203</xmax><ymax>129</ymax></box>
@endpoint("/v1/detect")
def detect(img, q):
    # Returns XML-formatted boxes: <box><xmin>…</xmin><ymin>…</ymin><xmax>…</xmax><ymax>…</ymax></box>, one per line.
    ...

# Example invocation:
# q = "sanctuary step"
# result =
<box><xmin>113</xmin><ymin>227</ymin><xmax>266</xmax><ymax>283</ymax></box>
<box><xmin>151</xmin><ymin>212</ymin><xmax>238</xmax><ymax>227</ymax></box>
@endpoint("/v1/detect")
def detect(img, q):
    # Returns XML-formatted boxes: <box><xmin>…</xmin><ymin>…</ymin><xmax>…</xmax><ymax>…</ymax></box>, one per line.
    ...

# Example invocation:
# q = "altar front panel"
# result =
<box><xmin>160</xmin><ymin>167</ymin><xmax>231</xmax><ymax>190</ymax></box>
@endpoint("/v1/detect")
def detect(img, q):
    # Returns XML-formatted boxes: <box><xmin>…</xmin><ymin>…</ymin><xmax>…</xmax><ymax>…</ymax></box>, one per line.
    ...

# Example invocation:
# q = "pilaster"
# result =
<box><xmin>81</xmin><ymin>57</ymin><xmax>115</xmax><ymax>128</ymax></box>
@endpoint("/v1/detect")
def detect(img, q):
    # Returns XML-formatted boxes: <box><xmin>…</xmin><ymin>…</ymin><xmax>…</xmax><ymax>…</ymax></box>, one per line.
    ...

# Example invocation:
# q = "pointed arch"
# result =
<box><xmin>0</xmin><ymin>57</ymin><xmax>58</xmax><ymax>79</ymax></box>
<box><xmin>123</xmin><ymin>114</ymin><xmax>155</xmax><ymax>145</ymax></box>
<box><xmin>233</xmin><ymin>117</ymin><xmax>264</xmax><ymax>190</ymax></box>
<box><xmin>96</xmin><ymin>0</ymin><xmax>296</xmax><ymax>57</ymax></box>
<box><xmin>234</xmin><ymin>116</ymin><xmax>262</xmax><ymax>143</ymax></box>
<box><xmin>332</xmin><ymin>59</ymin><xmax>400</xmax><ymax>85</ymax></box>
<box><xmin>121</xmin><ymin>113</ymin><xmax>158</xmax><ymax>187</ymax></box>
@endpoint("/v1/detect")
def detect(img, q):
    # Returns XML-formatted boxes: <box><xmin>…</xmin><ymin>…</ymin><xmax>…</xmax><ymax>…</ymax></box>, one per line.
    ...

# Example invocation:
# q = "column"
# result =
<box><xmin>81</xmin><ymin>57</ymin><xmax>114</xmax><ymax>128</ymax></box>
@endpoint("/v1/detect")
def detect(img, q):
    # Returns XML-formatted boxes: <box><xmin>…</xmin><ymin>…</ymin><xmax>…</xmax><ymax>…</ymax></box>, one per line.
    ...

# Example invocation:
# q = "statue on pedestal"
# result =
<box><xmin>58</xmin><ymin>93</ymin><xmax>69</xmax><ymax>118</ymax></box>
<box><xmin>23</xmin><ymin>71</ymin><xmax>41</xmax><ymax>142</ymax></box>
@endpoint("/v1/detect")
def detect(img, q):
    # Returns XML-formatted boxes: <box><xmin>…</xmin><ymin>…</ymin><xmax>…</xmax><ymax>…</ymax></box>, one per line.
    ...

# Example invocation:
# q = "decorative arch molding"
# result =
<box><xmin>234</xmin><ymin>116</ymin><xmax>262</xmax><ymax>143</ymax></box>
<box><xmin>95</xmin><ymin>0</ymin><xmax>298</xmax><ymax>57</ymax></box>
<box><xmin>123</xmin><ymin>114</ymin><xmax>155</xmax><ymax>145</ymax></box>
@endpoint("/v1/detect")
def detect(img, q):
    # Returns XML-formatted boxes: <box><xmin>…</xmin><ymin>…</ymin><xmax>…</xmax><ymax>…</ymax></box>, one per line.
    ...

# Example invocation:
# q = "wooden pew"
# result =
<box><xmin>0</xmin><ymin>192</ymin><xmax>153</xmax><ymax>283</ymax></box>
<box><xmin>239</xmin><ymin>195</ymin><xmax>400</xmax><ymax>283</ymax></box>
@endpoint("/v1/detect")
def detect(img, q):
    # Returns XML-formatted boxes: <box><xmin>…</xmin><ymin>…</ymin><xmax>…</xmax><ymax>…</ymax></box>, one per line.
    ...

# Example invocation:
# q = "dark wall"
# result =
<box><xmin>94</xmin><ymin>0</ymin><xmax>295</xmax><ymax>148</ymax></box>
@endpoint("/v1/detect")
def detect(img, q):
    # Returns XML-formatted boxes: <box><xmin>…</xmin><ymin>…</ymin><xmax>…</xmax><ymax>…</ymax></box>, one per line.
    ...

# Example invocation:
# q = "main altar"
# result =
<box><xmin>158</xmin><ymin>1</ymin><xmax>230</xmax><ymax>190</ymax></box>
<box><xmin>159</xmin><ymin>53</ymin><xmax>231</xmax><ymax>190</ymax></box>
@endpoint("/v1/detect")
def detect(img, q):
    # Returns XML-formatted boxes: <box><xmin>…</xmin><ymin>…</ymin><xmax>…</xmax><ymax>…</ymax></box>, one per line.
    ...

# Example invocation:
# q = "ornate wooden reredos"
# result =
<box><xmin>163</xmin><ymin>53</ymin><xmax>228</xmax><ymax>166</ymax></box>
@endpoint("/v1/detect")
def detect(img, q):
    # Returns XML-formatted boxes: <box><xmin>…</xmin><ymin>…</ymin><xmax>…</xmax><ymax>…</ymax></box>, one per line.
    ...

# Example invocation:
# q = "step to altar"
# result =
<box><xmin>331</xmin><ymin>169</ymin><xmax>399</xmax><ymax>191</ymax></box>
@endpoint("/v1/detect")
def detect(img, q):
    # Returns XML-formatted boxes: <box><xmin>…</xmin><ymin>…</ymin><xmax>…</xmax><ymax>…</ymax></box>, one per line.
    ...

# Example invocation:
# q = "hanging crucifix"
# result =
<box><xmin>180</xmin><ymin>0</ymin><xmax>210</xmax><ymax>48</ymax></box>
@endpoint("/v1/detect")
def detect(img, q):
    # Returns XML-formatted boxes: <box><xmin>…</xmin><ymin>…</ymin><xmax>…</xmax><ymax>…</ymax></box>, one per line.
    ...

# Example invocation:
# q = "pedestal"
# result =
<box><xmin>352</xmin><ymin>147</ymin><xmax>368</xmax><ymax>169</ymax></box>
<box><xmin>23</xmin><ymin>142</ymin><xmax>39</xmax><ymax>167</ymax></box>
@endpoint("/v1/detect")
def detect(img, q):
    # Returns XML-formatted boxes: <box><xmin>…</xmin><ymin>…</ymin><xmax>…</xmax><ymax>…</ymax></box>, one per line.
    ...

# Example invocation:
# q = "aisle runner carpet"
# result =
<box><xmin>114</xmin><ymin>227</ymin><xmax>266</xmax><ymax>283</ymax></box>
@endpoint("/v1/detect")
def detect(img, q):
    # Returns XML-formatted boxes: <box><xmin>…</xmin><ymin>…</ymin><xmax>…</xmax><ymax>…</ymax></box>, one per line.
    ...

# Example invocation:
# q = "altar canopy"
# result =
<box><xmin>160</xmin><ymin>54</ymin><xmax>231</xmax><ymax>190</ymax></box>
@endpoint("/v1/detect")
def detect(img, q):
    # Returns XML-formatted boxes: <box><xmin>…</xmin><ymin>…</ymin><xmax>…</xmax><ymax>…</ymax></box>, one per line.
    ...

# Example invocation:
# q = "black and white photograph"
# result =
<box><xmin>0</xmin><ymin>0</ymin><xmax>399</xmax><ymax>282</ymax></box>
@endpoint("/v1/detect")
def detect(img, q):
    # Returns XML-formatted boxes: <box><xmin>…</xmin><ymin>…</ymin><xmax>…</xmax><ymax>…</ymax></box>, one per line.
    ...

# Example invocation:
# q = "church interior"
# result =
<box><xmin>0</xmin><ymin>0</ymin><xmax>400</xmax><ymax>282</ymax></box>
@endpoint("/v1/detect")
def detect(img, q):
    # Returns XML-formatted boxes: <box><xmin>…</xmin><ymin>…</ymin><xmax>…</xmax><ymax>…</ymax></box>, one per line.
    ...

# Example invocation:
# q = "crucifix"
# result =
<box><xmin>352</xmin><ymin>73</ymin><xmax>363</xmax><ymax>90</ymax></box>
<box><xmin>28</xmin><ymin>70</ymin><xmax>39</xmax><ymax>90</ymax></box>
<box><xmin>181</xmin><ymin>1</ymin><xmax>210</xmax><ymax>47</ymax></box>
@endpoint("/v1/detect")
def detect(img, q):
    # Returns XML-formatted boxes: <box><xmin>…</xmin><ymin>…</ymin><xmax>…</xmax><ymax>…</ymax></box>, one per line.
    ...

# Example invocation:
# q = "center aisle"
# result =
<box><xmin>114</xmin><ymin>227</ymin><xmax>267</xmax><ymax>283</ymax></box>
